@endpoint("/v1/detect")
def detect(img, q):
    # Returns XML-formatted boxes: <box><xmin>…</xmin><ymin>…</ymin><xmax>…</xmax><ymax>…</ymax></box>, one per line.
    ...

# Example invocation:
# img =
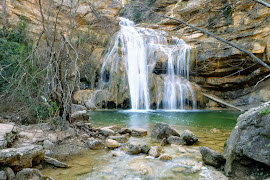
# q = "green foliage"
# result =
<box><xmin>259</xmin><ymin>107</ymin><xmax>270</xmax><ymax>115</ymax></box>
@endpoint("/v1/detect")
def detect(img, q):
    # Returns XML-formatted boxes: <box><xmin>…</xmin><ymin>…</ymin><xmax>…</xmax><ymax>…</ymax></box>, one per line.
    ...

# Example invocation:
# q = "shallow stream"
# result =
<box><xmin>42</xmin><ymin>110</ymin><xmax>240</xmax><ymax>180</ymax></box>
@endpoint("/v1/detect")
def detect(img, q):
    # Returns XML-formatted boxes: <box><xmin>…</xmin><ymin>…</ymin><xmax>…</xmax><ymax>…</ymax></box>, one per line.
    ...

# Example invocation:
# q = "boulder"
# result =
<box><xmin>4</xmin><ymin>167</ymin><xmax>15</xmax><ymax>180</ymax></box>
<box><xmin>71</xmin><ymin>110</ymin><xmax>89</xmax><ymax>121</ymax></box>
<box><xmin>140</xmin><ymin>144</ymin><xmax>151</xmax><ymax>154</ymax></box>
<box><xmin>159</xmin><ymin>154</ymin><xmax>172</xmax><ymax>160</ymax></box>
<box><xmin>151</xmin><ymin>122</ymin><xmax>179</xmax><ymax>142</ymax></box>
<box><xmin>105</xmin><ymin>139</ymin><xmax>120</xmax><ymax>149</ymax></box>
<box><xmin>180</xmin><ymin>130</ymin><xmax>198</xmax><ymax>145</ymax></box>
<box><xmin>123</xmin><ymin>142</ymin><xmax>141</xmax><ymax>155</ymax></box>
<box><xmin>131</xmin><ymin>128</ymin><xmax>147</xmax><ymax>137</ymax></box>
<box><xmin>108</xmin><ymin>135</ymin><xmax>128</xmax><ymax>143</ymax></box>
<box><xmin>15</xmin><ymin>168</ymin><xmax>43</xmax><ymax>180</ymax></box>
<box><xmin>0</xmin><ymin>124</ymin><xmax>17</xmax><ymax>149</ymax></box>
<box><xmin>118</xmin><ymin>128</ymin><xmax>132</xmax><ymax>135</ymax></box>
<box><xmin>223</xmin><ymin>102</ymin><xmax>270</xmax><ymax>178</ymax></box>
<box><xmin>71</xmin><ymin>104</ymin><xmax>87</xmax><ymax>114</ymax></box>
<box><xmin>199</xmin><ymin>146</ymin><xmax>226</xmax><ymax>168</ymax></box>
<box><xmin>167</xmin><ymin>136</ymin><xmax>185</xmax><ymax>145</ymax></box>
<box><xmin>100</xmin><ymin>128</ymin><xmax>115</xmax><ymax>136</ymax></box>
<box><xmin>44</xmin><ymin>156</ymin><xmax>68</xmax><ymax>168</ymax></box>
<box><xmin>0</xmin><ymin>145</ymin><xmax>44</xmax><ymax>171</ymax></box>
<box><xmin>87</xmin><ymin>138</ymin><xmax>105</xmax><ymax>150</ymax></box>
<box><xmin>149</xmin><ymin>146</ymin><xmax>162</xmax><ymax>158</ymax></box>
<box><xmin>0</xmin><ymin>171</ymin><xmax>7</xmax><ymax>180</ymax></box>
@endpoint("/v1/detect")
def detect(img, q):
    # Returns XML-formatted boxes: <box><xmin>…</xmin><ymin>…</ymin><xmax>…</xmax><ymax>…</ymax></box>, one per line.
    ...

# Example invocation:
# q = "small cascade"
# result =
<box><xmin>99</xmin><ymin>18</ymin><xmax>197</xmax><ymax>110</ymax></box>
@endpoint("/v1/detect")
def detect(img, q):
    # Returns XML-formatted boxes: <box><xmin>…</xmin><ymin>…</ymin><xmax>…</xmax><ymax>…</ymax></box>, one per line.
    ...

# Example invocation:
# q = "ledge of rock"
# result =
<box><xmin>223</xmin><ymin>101</ymin><xmax>270</xmax><ymax>178</ymax></box>
<box><xmin>0</xmin><ymin>144</ymin><xmax>44</xmax><ymax>171</ymax></box>
<box><xmin>0</xmin><ymin>124</ymin><xmax>17</xmax><ymax>149</ymax></box>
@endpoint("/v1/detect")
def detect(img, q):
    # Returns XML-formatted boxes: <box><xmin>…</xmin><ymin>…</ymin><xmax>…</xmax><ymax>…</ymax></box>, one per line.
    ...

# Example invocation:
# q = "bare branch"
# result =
<box><xmin>253</xmin><ymin>0</ymin><xmax>270</xmax><ymax>8</ymax></box>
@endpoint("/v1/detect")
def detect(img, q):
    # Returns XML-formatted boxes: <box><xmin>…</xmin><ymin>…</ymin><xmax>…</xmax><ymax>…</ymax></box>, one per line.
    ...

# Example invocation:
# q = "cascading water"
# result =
<box><xmin>99</xmin><ymin>18</ymin><xmax>197</xmax><ymax>110</ymax></box>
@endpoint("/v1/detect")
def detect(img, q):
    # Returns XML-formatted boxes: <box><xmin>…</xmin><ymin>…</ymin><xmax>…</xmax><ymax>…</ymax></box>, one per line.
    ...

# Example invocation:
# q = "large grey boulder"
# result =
<box><xmin>123</xmin><ymin>142</ymin><xmax>141</xmax><ymax>155</ymax></box>
<box><xmin>15</xmin><ymin>168</ymin><xmax>43</xmax><ymax>180</ymax></box>
<box><xmin>151</xmin><ymin>122</ymin><xmax>180</xmax><ymax>142</ymax></box>
<box><xmin>0</xmin><ymin>124</ymin><xmax>17</xmax><ymax>149</ymax></box>
<box><xmin>87</xmin><ymin>138</ymin><xmax>105</xmax><ymax>150</ymax></box>
<box><xmin>0</xmin><ymin>144</ymin><xmax>44</xmax><ymax>171</ymax></box>
<box><xmin>180</xmin><ymin>130</ymin><xmax>198</xmax><ymax>145</ymax></box>
<box><xmin>167</xmin><ymin>136</ymin><xmax>185</xmax><ymax>145</ymax></box>
<box><xmin>223</xmin><ymin>101</ymin><xmax>270</xmax><ymax>178</ymax></box>
<box><xmin>199</xmin><ymin>146</ymin><xmax>225</xmax><ymax>168</ymax></box>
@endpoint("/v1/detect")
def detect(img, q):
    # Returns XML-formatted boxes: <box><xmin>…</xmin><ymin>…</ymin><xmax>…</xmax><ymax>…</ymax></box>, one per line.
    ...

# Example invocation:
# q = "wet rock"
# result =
<box><xmin>0</xmin><ymin>124</ymin><xmax>17</xmax><ymax>149</ymax></box>
<box><xmin>15</xmin><ymin>168</ymin><xmax>43</xmax><ymax>180</ymax></box>
<box><xmin>149</xmin><ymin>146</ymin><xmax>162</xmax><ymax>158</ymax></box>
<box><xmin>118</xmin><ymin>128</ymin><xmax>131</xmax><ymax>135</ymax></box>
<box><xmin>160</xmin><ymin>138</ymin><xmax>167</xmax><ymax>146</ymax></box>
<box><xmin>140</xmin><ymin>144</ymin><xmax>151</xmax><ymax>154</ymax></box>
<box><xmin>131</xmin><ymin>128</ymin><xmax>147</xmax><ymax>137</ymax></box>
<box><xmin>4</xmin><ymin>167</ymin><xmax>15</xmax><ymax>180</ymax></box>
<box><xmin>200</xmin><ymin>146</ymin><xmax>226</xmax><ymax>168</ymax></box>
<box><xmin>100</xmin><ymin>128</ymin><xmax>115</xmax><ymax>136</ymax></box>
<box><xmin>71</xmin><ymin>110</ymin><xmax>89</xmax><ymax>121</ymax></box>
<box><xmin>167</xmin><ymin>136</ymin><xmax>185</xmax><ymax>145</ymax></box>
<box><xmin>112</xmin><ymin>151</ymin><xmax>125</xmax><ymax>157</ymax></box>
<box><xmin>0</xmin><ymin>144</ymin><xmax>44</xmax><ymax>171</ymax></box>
<box><xmin>43</xmin><ymin>140</ymin><xmax>54</xmax><ymax>150</ymax></box>
<box><xmin>223</xmin><ymin>102</ymin><xmax>270</xmax><ymax>178</ymax></box>
<box><xmin>177</xmin><ymin>146</ymin><xmax>187</xmax><ymax>153</ymax></box>
<box><xmin>105</xmin><ymin>126</ymin><xmax>122</xmax><ymax>132</ymax></box>
<box><xmin>151</xmin><ymin>122</ymin><xmax>179</xmax><ymax>142</ymax></box>
<box><xmin>159</xmin><ymin>154</ymin><xmax>172</xmax><ymax>160</ymax></box>
<box><xmin>87</xmin><ymin>138</ymin><xmax>105</xmax><ymax>150</ymax></box>
<box><xmin>71</xmin><ymin>104</ymin><xmax>87</xmax><ymax>114</ymax></box>
<box><xmin>108</xmin><ymin>135</ymin><xmax>128</xmax><ymax>143</ymax></box>
<box><xmin>44</xmin><ymin>156</ymin><xmax>68</xmax><ymax>168</ymax></box>
<box><xmin>123</xmin><ymin>142</ymin><xmax>141</xmax><ymax>154</ymax></box>
<box><xmin>181</xmin><ymin>130</ymin><xmax>198</xmax><ymax>145</ymax></box>
<box><xmin>105</xmin><ymin>139</ymin><xmax>120</xmax><ymax>149</ymax></box>
<box><xmin>0</xmin><ymin>171</ymin><xmax>7</xmax><ymax>180</ymax></box>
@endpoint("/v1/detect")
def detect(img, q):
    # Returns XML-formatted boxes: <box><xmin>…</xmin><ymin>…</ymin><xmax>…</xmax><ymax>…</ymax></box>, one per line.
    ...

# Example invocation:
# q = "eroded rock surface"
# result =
<box><xmin>0</xmin><ymin>124</ymin><xmax>17</xmax><ymax>149</ymax></box>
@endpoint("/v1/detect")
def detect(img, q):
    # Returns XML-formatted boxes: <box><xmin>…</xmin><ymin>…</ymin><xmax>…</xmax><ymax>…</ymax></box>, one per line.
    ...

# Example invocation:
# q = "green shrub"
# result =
<box><xmin>259</xmin><ymin>108</ymin><xmax>270</xmax><ymax>115</ymax></box>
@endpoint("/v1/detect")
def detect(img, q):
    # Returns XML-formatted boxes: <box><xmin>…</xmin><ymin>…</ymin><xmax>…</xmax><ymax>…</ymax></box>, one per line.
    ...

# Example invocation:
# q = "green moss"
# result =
<box><xmin>259</xmin><ymin>108</ymin><xmax>270</xmax><ymax>116</ymax></box>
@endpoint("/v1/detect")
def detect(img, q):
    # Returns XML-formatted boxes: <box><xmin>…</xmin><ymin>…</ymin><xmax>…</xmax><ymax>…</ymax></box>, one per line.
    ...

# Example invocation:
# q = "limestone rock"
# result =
<box><xmin>149</xmin><ymin>146</ymin><xmax>162</xmax><ymax>158</ymax></box>
<box><xmin>4</xmin><ymin>167</ymin><xmax>15</xmax><ymax>180</ymax></box>
<box><xmin>0</xmin><ymin>171</ymin><xmax>7</xmax><ymax>180</ymax></box>
<box><xmin>0</xmin><ymin>145</ymin><xmax>44</xmax><ymax>171</ymax></box>
<box><xmin>140</xmin><ymin>144</ymin><xmax>151</xmax><ymax>154</ymax></box>
<box><xmin>118</xmin><ymin>128</ymin><xmax>132</xmax><ymax>135</ymax></box>
<box><xmin>87</xmin><ymin>138</ymin><xmax>105</xmax><ymax>150</ymax></box>
<box><xmin>15</xmin><ymin>168</ymin><xmax>43</xmax><ymax>180</ymax></box>
<box><xmin>44</xmin><ymin>156</ymin><xmax>68</xmax><ymax>168</ymax></box>
<box><xmin>181</xmin><ymin>130</ymin><xmax>198</xmax><ymax>145</ymax></box>
<box><xmin>223</xmin><ymin>102</ymin><xmax>270</xmax><ymax>178</ymax></box>
<box><xmin>131</xmin><ymin>128</ymin><xmax>147</xmax><ymax>137</ymax></box>
<box><xmin>200</xmin><ymin>146</ymin><xmax>225</xmax><ymax>168</ymax></box>
<box><xmin>112</xmin><ymin>151</ymin><xmax>125</xmax><ymax>157</ymax></box>
<box><xmin>71</xmin><ymin>104</ymin><xmax>87</xmax><ymax>114</ymax></box>
<box><xmin>108</xmin><ymin>135</ymin><xmax>128</xmax><ymax>143</ymax></box>
<box><xmin>100</xmin><ymin>127</ymin><xmax>115</xmax><ymax>136</ymax></box>
<box><xmin>151</xmin><ymin>122</ymin><xmax>179</xmax><ymax>142</ymax></box>
<box><xmin>0</xmin><ymin>124</ymin><xmax>17</xmax><ymax>149</ymax></box>
<box><xmin>167</xmin><ymin>136</ymin><xmax>185</xmax><ymax>145</ymax></box>
<box><xmin>105</xmin><ymin>139</ymin><xmax>120</xmax><ymax>149</ymax></box>
<box><xmin>159</xmin><ymin>154</ymin><xmax>172</xmax><ymax>160</ymax></box>
<box><xmin>123</xmin><ymin>142</ymin><xmax>141</xmax><ymax>155</ymax></box>
<box><xmin>71</xmin><ymin>110</ymin><xmax>89</xmax><ymax>121</ymax></box>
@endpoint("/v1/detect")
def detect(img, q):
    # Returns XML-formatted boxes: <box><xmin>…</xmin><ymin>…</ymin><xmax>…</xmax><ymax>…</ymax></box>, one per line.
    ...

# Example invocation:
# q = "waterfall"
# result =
<box><xmin>100</xmin><ymin>18</ymin><xmax>197</xmax><ymax>110</ymax></box>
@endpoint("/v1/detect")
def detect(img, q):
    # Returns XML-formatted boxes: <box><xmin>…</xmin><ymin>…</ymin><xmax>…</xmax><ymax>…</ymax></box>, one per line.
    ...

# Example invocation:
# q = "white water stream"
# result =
<box><xmin>100</xmin><ymin>18</ymin><xmax>196</xmax><ymax>110</ymax></box>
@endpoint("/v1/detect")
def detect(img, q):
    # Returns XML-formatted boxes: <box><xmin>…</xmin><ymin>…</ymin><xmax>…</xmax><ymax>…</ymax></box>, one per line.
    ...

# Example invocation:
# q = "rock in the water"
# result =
<box><xmin>15</xmin><ymin>168</ymin><xmax>43</xmax><ymax>180</ymax></box>
<box><xmin>131</xmin><ymin>128</ymin><xmax>147</xmax><ymax>137</ymax></box>
<box><xmin>223</xmin><ymin>102</ymin><xmax>270</xmax><ymax>178</ymax></box>
<box><xmin>44</xmin><ymin>156</ymin><xmax>68</xmax><ymax>168</ymax></box>
<box><xmin>149</xmin><ymin>146</ymin><xmax>162</xmax><ymax>158</ymax></box>
<box><xmin>118</xmin><ymin>128</ymin><xmax>131</xmax><ymax>135</ymax></box>
<box><xmin>71</xmin><ymin>110</ymin><xmax>89</xmax><ymax>121</ymax></box>
<box><xmin>167</xmin><ymin>136</ymin><xmax>185</xmax><ymax>145</ymax></box>
<box><xmin>43</xmin><ymin>140</ymin><xmax>54</xmax><ymax>150</ymax></box>
<box><xmin>105</xmin><ymin>139</ymin><xmax>120</xmax><ymax>149</ymax></box>
<box><xmin>151</xmin><ymin>122</ymin><xmax>179</xmax><ymax>142</ymax></box>
<box><xmin>199</xmin><ymin>146</ymin><xmax>226</xmax><ymax>168</ymax></box>
<box><xmin>112</xmin><ymin>151</ymin><xmax>125</xmax><ymax>157</ymax></box>
<box><xmin>181</xmin><ymin>130</ymin><xmax>198</xmax><ymax>145</ymax></box>
<box><xmin>4</xmin><ymin>167</ymin><xmax>15</xmax><ymax>180</ymax></box>
<box><xmin>87</xmin><ymin>138</ymin><xmax>105</xmax><ymax>150</ymax></box>
<box><xmin>123</xmin><ymin>142</ymin><xmax>141</xmax><ymax>154</ymax></box>
<box><xmin>0</xmin><ymin>145</ymin><xmax>44</xmax><ymax>171</ymax></box>
<box><xmin>0</xmin><ymin>124</ymin><xmax>17</xmax><ymax>149</ymax></box>
<box><xmin>108</xmin><ymin>135</ymin><xmax>128</xmax><ymax>143</ymax></box>
<box><xmin>100</xmin><ymin>128</ymin><xmax>115</xmax><ymax>136</ymax></box>
<box><xmin>140</xmin><ymin>144</ymin><xmax>151</xmax><ymax>154</ymax></box>
<box><xmin>159</xmin><ymin>154</ymin><xmax>172</xmax><ymax>160</ymax></box>
<box><xmin>0</xmin><ymin>171</ymin><xmax>7</xmax><ymax>180</ymax></box>
<box><xmin>160</xmin><ymin>138</ymin><xmax>167</xmax><ymax>146</ymax></box>
<box><xmin>71</xmin><ymin>104</ymin><xmax>87</xmax><ymax>114</ymax></box>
